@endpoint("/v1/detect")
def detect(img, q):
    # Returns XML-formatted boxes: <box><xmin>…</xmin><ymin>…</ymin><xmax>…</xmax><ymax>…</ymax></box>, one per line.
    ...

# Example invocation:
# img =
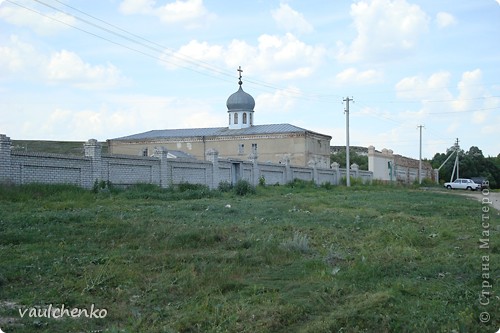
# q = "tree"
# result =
<box><xmin>431</xmin><ymin>145</ymin><xmax>499</xmax><ymax>188</ymax></box>
<box><xmin>330</xmin><ymin>148</ymin><xmax>368</xmax><ymax>170</ymax></box>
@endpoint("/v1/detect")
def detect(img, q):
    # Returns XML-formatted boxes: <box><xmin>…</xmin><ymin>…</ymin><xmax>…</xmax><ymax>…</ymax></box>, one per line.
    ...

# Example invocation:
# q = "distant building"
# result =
<box><xmin>368</xmin><ymin>146</ymin><xmax>436</xmax><ymax>183</ymax></box>
<box><xmin>108</xmin><ymin>69</ymin><xmax>332</xmax><ymax>167</ymax></box>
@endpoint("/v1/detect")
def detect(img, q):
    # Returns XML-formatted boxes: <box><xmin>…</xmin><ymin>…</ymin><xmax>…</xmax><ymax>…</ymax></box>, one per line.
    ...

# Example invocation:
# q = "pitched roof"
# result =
<box><xmin>111</xmin><ymin>123</ymin><xmax>331</xmax><ymax>141</ymax></box>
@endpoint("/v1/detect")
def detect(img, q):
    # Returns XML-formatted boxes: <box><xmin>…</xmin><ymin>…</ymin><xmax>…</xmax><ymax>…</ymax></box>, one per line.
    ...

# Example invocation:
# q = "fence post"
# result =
<box><xmin>154</xmin><ymin>146</ymin><xmax>169</xmax><ymax>188</ymax></box>
<box><xmin>308</xmin><ymin>159</ymin><xmax>319</xmax><ymax>185</ymax></box>
<box><xmin>0</xmin><ymin>134</ymin><xmax>12</xmax><ymax>183</ymax></box>
<box><xmin>84</xmin><ymin>139</ymin><xmax>102</xmax><ymax>188</ymax></box>
<box><xmin>331</xmin><ymin>162</ymin><xmax>340</xmax><ymax>185</ymax></box>
<box><xmin>206</xmin><ymin>149</ymin><xmax>219</xmax><ymax>189</ymax></box>
<box><xmin>283</xmin><ymin>155</ymin><xmax>292</xmax><ymax>184</ymax></box>
<box><xmin>351</xmin><ymin>163</ymin><xmax>359</xmax><ymax>180</ymax></box>
<box><xmin>248</xmin><ymin>152</ymin><xmax>259</xmax><ymax>186</ymax></box>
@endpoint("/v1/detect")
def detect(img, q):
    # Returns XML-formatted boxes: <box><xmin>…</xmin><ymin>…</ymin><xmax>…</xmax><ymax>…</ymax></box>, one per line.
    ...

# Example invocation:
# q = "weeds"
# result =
<box><xmin>233</xmin><ymin>179</ymin><xmax>255</xmax><ymax>196</ymax></box>
<box><xmin>0</xmin><ymin>183</ymin><xmax>497</xmax><ymax>332</ymax></box>
<box><xmin>217</xmin><ymin>181</ymin><xmax>232</xmax><ymax>192</ymax></box>
<box><xmin>281</xmin><ymin>231</ymin><xmax>311</xmax><ymax>254</ymax></box>
<box><xmin>286</xmin><ymin>178</ymin><xmax>315</xmax><ymax>189</ymax></box>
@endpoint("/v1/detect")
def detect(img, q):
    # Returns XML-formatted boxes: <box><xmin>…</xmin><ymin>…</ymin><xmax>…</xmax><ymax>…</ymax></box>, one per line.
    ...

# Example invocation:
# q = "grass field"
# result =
<box><xmin>0</xmin><ymin>182</ymin><xmax>498</xmax><ymax>333</ymax></box>
<box><xmin>11</xmin><ymin>140</ymin><xmax>108</xmax><ymax>155</ymax></box>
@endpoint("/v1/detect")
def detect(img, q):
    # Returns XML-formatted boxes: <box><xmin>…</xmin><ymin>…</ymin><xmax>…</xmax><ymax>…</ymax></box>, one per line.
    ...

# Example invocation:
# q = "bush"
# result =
<box><xmin>234</xmin><ymin>180</ymin><xmax>255</xmax><ymax>196</ymax></box>
<box><xmin>286</xmin><ymin>179</ymin><xmax>315</xmax><ymax>189</ymax></box>
<box><xmin>119</xmin><ymin>182</ymin><xmax>217</xmax><ymax>200</ymax></box>
<box><xmin>218</xmin><ymin>181</ymin><xmax>233</xmax><ymax>192</ymax></box>
<box><xmin>419</xmin><ymin>177</ymin><xmax>438</xmax><ymax>187</ymax></box>
<box><xmin>92</xmin><ymin>180</ymin><xmax>112</xmax><ymax>193</ymax></box>
<box><xmin>178</xmin><ymin>182</ymin><xmax>209</xmax><ymax>192</ymax></box>
<box><xmin>258</xmin><ymin>175</ymin><xmax>266</xmax><ymax>187</ymax></box>
<box><xmin>340</xmin><ymin>176</ymin><xmax>364</xmax><ymax>186</ymax></box>
<box><xmin>394</xmin><ymin>178</ymin><xmax>439</xmax><ymax>188</ymax></box>
<box><xmin>320</xmin><ymin>182</ymin><xmax>333</xmax><ymax>190</ymax></box>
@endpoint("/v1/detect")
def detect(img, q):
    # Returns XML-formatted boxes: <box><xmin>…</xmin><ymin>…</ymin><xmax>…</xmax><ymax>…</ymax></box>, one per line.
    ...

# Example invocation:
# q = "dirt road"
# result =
<box><xmin>447</xmin><ymin>190</ymin><xmax>500</xmax><ymax>212</ymax></box>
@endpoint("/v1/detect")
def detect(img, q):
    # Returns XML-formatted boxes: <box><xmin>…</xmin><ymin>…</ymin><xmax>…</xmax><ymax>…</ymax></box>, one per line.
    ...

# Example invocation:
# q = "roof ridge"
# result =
<box><xmin>110</xmin><ymin>123</ymin><xmax>330</xmax><ymax>141</ymax></box>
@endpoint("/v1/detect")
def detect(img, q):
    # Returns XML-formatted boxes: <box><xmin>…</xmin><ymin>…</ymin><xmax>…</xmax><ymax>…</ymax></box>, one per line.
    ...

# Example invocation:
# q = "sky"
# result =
<box><xmin>1</xmin><ymin>0</ymin><xmax>499</xmax><ymax>160</ymax></box>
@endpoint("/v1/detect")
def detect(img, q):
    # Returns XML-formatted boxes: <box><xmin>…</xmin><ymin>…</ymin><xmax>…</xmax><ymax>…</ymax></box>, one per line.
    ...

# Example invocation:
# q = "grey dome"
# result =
<box><xmin>226</xmin><ymin>86</ymin><xmax>255</xmax><ymax>111</ymax></box>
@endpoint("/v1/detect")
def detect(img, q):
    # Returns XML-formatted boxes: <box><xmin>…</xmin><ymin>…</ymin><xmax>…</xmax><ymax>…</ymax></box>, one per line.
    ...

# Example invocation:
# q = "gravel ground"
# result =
<box><xmin>445</xmin><ymin>190</ymin><xmax>500</xmax><ymax>212</ymax></box>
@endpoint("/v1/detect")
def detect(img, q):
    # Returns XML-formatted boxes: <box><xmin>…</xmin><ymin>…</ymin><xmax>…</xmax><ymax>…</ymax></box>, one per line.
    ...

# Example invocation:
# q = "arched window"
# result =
<box><xmin>234</xmin><ymin>113</ymin><xmax>238</xmax><ymax>124</ymax></box>
<box><xmin>243</xmin><ymin>113</ymin><xmax>247</xmax><ymax>124</ymax></box>
<box><xmin>249</xmin><ymin>113</ymin><xmax>253</xmax><ymax>125</ymax></box>
<box><xmin>229</xmin><ymin>114</ymin><xmax>231</xmax><ymax>125</ymax></box>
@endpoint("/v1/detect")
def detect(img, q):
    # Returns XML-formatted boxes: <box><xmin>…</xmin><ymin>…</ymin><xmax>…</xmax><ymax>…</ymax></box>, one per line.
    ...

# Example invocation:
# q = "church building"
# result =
<box><xmin>107</xmin><ymin>68</ymin><xmax>332</xmax><ymax>167</ymax></box>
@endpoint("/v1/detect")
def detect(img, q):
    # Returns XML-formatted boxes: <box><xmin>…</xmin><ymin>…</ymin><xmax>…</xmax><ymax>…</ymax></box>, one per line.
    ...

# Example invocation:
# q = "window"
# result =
<box><xmin>243</xmin><ymin>113</ymin><xmax>247</xmax><ymax>124</ymax></box>
<box><xmin>234</xmin><ymin>113</ymin><xmax>238</xmax><ymax>124</ymax></box>
<box><xmin>142</xmin><ymin>148</ymin><xmax>149</xmax><ymax>156</ymax></box>
<box><xmin>238</xmin><ymin>143</ymin><xmax>244</xmax><ymax>155</ymax></box>
<box><xmin>249</xmin><ymin>113</ymin><xmax>253</xmax><ymax>125</ymax></box>
<box><xmin>252</xmin><ymin>143</ymin><xmax>257</xmax><ymax>153</ymax></box>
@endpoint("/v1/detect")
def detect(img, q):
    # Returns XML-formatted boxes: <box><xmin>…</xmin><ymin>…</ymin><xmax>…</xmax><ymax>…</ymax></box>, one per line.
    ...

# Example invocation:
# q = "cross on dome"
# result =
<box><xmin>227</xmin><ymin>66</ymin><xmax>255</xmax><ymax>129</ymax></box>
<box><xmin>237</xmin><ymin>66</ymin><xmax>243</xmax><ymax>86</ymax></box>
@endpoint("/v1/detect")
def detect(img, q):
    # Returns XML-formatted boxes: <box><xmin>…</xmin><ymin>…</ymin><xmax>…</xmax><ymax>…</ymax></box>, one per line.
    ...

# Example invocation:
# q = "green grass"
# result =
<box><xmin>0</xmin><ymin>183</ymin><xmax>498</xmax><ymax>332</ymax></box>
<box><xmin>11</xmin><ymin>140</ymin><xmax>108</xmax><ymax>155</ymax></box>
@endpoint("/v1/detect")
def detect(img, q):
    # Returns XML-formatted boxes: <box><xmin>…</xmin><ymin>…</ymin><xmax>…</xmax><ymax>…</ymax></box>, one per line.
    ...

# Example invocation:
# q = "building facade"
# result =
<box><xmin>368</xmin><ymin>146</ymin><xmax>437</xmax><ymax>184</ymax></box>
<box><xmin>108</xmin><ymin>73</ymin><xmax>332</xmax><ymax>168</ymax></box>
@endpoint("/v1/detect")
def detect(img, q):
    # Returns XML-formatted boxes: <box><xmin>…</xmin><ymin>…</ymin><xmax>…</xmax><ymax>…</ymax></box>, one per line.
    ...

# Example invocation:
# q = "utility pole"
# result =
<box><xmin>450</xmin><ymin>138</ymin><xmax>460</xmax><ymax>182</ymax></box>
<box><xmin>417</xmin><ymin>125</ymin><xmax>424</xmax><ymax>184</ymax></box>
<box><xmin>437</xmin><ymin>138</ymin><xmax>460</xmax><ymax>183</ymax></box>
<box><xmin>343</xmin><ymin>97</ymin><xmax>353</xmax><ymax>187</ymax></box>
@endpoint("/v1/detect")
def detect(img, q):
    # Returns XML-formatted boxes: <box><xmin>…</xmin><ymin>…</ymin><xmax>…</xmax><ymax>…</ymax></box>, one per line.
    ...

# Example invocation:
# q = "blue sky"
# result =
<box><xmin>1</xmin><ymin>0</ymin><xmax>499</xmax><ymax>159</ymax></box>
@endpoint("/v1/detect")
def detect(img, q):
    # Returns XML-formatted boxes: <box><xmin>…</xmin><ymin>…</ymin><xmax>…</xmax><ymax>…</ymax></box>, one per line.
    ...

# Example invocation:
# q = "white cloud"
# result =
<box><xmin>119</xmin><ymin>0</ymin><xmax>155</xmax><ymax>14</ymax></box>
<box><xmin>119</xmin><ymin>0</ymin><xmax>214</xmax><ymax>28</ymax></box>
<box><xmin>160</xmin><ymin>40</ymin><xmax>224</xmax><ymax>70</ymax></box>
<box><xmin>161</xmin><ymin>33</ymin><xmax>326</xmax><ymax>81</ymax></box>
<box><xmin>16</xmin><ymin>94</ymin><xmax>223</xmax><ymax>140</ymax></box>
<box><xmin>46</xmin><ymin>50</ymin><xmax>129</xmax><ymax>89</ymax></box>
<box><xmin>0</xmin><ymin>1</ymin><xmax>76</xmax><ymax>35</ymax></box>
<box><xmin>0</xmin><ymin>35</ymin><xmax>128</xmax><ymax>89</ymax></box>
<box><xmin>446</xmin><ymin>121</ymin><xmax>460</xmax><ymax>134</ymax></box>
<box><xmin>436</xmin><ymin>12</ymin><xmax>457</xmax><ymax>28</ymax></box>
<box><xmin>182</xmin><ymin>111</ymin><xmax>223</xmax><ymax>128</ymax></box>
<box><xmin>156</xmin><ymin>0</ymin><xmax>210</xmax><ymax>24</ymax></box>
<box><xmin>395</xmin><ymin>71</ymin><xmax>453</xmax><ymax>101</ymax></box>
<box><xmin>337</xmin><ymin>0</ymin><xmax>430</xmax><ymax>63</ymax></box>
<box><xmin>271</xmin><ymin>3</ymin><xmax>313</xmax><ymax>34</ymax></box>
<box><xmin>452</xmin><ymin>69</ymin><xmax>484</xmax><ymax>111</ymax></box>
<box><xmin>394</xmin><ymin>69</ymin><xmax>498</xmax><ymax>138</ymax></box>
<box><xmin>472</xmin><ymin>110</ymin><xmax>488</xmax><ymax>124</ymax></box>
<box><xmin>496</xmin><ymin>0</ymin><xmax>500</xmax><ymax>6</ymax></box>
<box><xmin>0</xmin><ymin>35</ymin><xmax>42</xmax><ymax>74</ymax></box>
<box><xmin>335</xmin><ymin>67</ymin><xmax>383</xmax><ymax>85</ymax></box>
<box><xmin>255</xmin><ymin>88</ymin><xmax>298</xmax><ymax>113</ymax></box>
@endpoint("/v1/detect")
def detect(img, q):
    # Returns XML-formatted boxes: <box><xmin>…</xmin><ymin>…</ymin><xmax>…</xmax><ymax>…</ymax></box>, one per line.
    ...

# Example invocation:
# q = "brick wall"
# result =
<box><xmin>102</xmin><ymin>155</ymin><xmax>160</xmax><ymax>186</ymax></box>
<box><xmin>260</xmin><ymin>164</ymin><xmax>286</xmax><ymax>185</ymax></box>
<box><xmin>0</xmin><ymin>134</ymin><xmax>373</xmax><ymax>189</ymax></box>
<box><xmin>10</xmin><ymin>151</ymin><xmax>93</xmax><ymax>188</ymax></box>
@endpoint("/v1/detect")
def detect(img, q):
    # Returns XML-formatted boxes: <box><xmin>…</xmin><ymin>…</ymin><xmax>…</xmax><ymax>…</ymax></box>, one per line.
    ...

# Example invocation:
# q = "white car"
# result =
<box><xmin>444</xmin><ymin>178</ymin><xmax>481</xmax><ymax>191</ymax></box>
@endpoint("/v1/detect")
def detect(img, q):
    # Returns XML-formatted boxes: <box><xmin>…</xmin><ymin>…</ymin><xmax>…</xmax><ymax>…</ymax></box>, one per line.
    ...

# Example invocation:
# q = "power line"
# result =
<box><xmin>5</xmin><ymin>0</ymin><xmax>232</xmax><ymax>83</ymax></box>
<box><xmin>426</xmin><ymin>106</ymin><xmax>500</xmax><ymax>115</ymax></box>
<box><xmin>367</xmin><ymin>95</ymin><xmax>500</xmax><ymax>104</ymax></box>
<box><xmin>4</xmin><ymin>0</ymin><xmax>499</xmax><ymax>109</ymax></box>
<box><xmin>6</xmin><ymin>0</ymin><xmax>343</xmax><ymax>103</ymax></box>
